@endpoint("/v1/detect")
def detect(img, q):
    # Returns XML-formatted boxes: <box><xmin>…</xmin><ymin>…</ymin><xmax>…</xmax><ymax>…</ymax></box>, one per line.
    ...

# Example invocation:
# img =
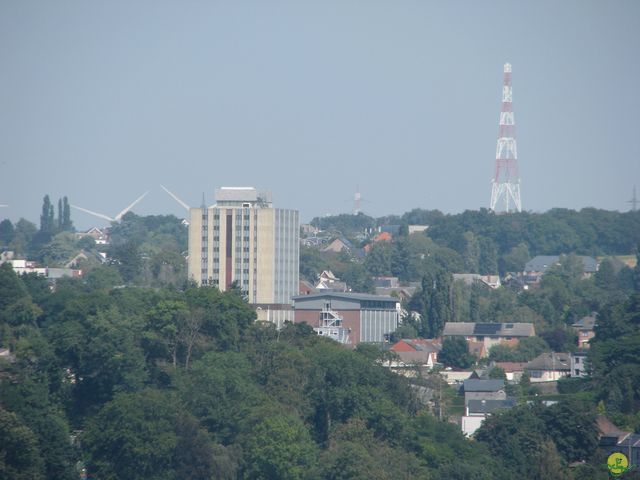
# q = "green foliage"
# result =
<box><xmin>0</xmin><ymin>219</ymin><xmax>15</xmax><ymax>246</ymax></box>
<box><xmin>439</xmin><ymin>337</ymin><xmax>475</xmax><ymax>368</ymax></box>
<box><xmin>488</xmin><ymin>366</ymin><xmax>506</xmax><ymax>379</ymax></box>
<box><xmin>499</xmin><ymin>242</ymin><xmax>530</xmax><ymax>274</ymax></box>
<box><xmin>407</xmin><ymin>270</ymin><xmax>453</xmax><ymax>338</ymax></box>
<box><xmin>364</xmin><ymin>242</ymin><xmax>393</xmax><ymax>276</ymax></box>
<box><xmin>590</xmin><ymin>294</ymin><xmax>640</xmax><ymax>413</ymax></box>
<box><xmin>37</xmin><ymin>232</ymin><xmax>78</xmax><ymax>266</ymax></box>
<box><xmin>320</xmin><ymin>418</ymin><xmax>429</xmax><ymax>479</ymax></box>
<box><xmin>39</xmin><ymin>195</ymin><xmax>55</xmax><ymax>237</ymax></box>
<box><xmin>427</xmin><ymin>208</ymin><xmax>640</xmax><ymax>258</ymax></box>
<box><xmin>84</xmin><ymin>265</ymin><xmax>123</xmax><ymax>290</ymax></box>
<box><xmin>0</xmin><ymin>263</ymin><xmax>28</xmax><ymax>312</ymax></box>
<box><xmin>243</xmin><ymin>413</ymin><xmax>318</xmax><ymax>480</ymax></box>
<box><xmin>476</xmin><ymin>399</ymin><xmax>598</xmax><ymax>477</ymax></box>
<box><xmin>310</xmin><ymin>213</ymin><xmax>376</xmax><ymax>236</ymax></box>
<box><xmin>9</xmin><ymin>218</ymin><xmax>37</xmax><ymax>255</ymax></box>
<box><xmin>0</xmin><ymin>406</ymin><xmax>45</xmax><ymax>480</ymax></box>
<box><xmin>84</xmin><ymin>389</ymin><xmax>216</xmax><ymax>480</ymax></box>
<box><xmin>340</xmin><ymin>262</ymin><xmax>374</xmax><ymax>293</ymax></box>
<box><xmin>389</xmin><ymin>323</ymin><xmax>418</xmax><ymax>343</ymax></box>
<box><xmin>540</xmin><ymin>327</ymin><xmax>577</xmax><ymax>352</ymax></box>
<box><xmin>488</xmin><ymin>336</ymin><xmax>549</xmax><ymax>362</ymax></box>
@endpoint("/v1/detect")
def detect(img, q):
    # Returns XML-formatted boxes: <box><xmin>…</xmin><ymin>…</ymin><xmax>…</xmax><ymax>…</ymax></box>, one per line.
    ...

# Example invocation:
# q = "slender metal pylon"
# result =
<box><xmin>490</xmin><ymin>63</ymin><xmax>522</xmax><ymax>213</ymax></box>
<box><xmin>629</xmin><ymin>185</ymin><xmax>638</xmax><ymax>211</ymax></box>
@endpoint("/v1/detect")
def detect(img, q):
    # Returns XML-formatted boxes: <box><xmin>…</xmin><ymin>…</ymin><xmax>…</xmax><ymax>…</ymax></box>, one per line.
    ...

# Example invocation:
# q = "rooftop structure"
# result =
<box><xmin>463</xmin><ymin>379</ymin><xmax>506</xmax><ymax>393</ymax></box>
<box><xmin>443</xmin><ymin>322</ymin><xmax>535</xmax><ymax>338</ymax></box>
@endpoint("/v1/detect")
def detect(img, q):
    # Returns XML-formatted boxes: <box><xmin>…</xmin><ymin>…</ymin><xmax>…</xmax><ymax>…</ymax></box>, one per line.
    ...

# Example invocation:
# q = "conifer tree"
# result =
<box><xmin>39</xmin><ymin>195</ymin><xmax>54</xmax><ymax>234</ymax></box>
<box><xmin>62</xmin><ymin>197</ymin><xmax>73</xmax><ymax>231</ymax></box>
<box><xmin>57</xmin><ymin>198</ymin><xmax>63</xmax><ymax>232</ymax></box>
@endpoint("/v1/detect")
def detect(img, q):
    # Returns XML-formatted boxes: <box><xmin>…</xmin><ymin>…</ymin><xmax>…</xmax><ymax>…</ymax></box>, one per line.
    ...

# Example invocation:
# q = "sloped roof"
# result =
<box><xmin>524</xmin><ymin>255</ymin><xmax>598</xmax><ymax>273</ymax></box>
<box><xmin>463</xmin><ymin>379</ymin><xmax>505</xmax><ymax>392</ymax></box>
<box><xmin>394</xmin><ymin>350</ymin><xmax>438</xmax><ymax>366</ymax></box>
<box><xmin>524</xmin><ymin>352</ymin><xmax>571</xmax><ymax>371</ymax></box>
<box><xmin>391</xmin><ymin>338</ymin><xmax>442</xmax><ymax>353</ymax></box>
<box><xmin>494</xmin><ymin>362</ymin><xmax>528</xmax><ymax>373</ymax></box>
<box><xmin>467</xmin><ymin>398</ymin><xmax>516</xmax><ymax>414</ymax></box>
<box><xmin>596</xmin><ymin>415</ymin><xmax>628</xmax><ymax>439</ymax></box>
<box><xmin>443</xmin><ymin>322</ymin><xmax>535</xmax><ymax>337</ymax></box>
<box><xmin>292</xmin><ymin>292</ymin><xmax>398</xmax><ymax>303</ymax></box>
<box><xmin>572</xmin><ymin>313</ymin><xmax>597</xmax><ymax>330</ymax></box>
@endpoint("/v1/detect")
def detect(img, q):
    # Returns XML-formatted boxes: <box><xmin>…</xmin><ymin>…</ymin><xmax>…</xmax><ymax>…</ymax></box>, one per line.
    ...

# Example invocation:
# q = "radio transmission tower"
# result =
<box><xmin>490</xmin><ymin>63</ymin><xmax>522</xmax><ymax>213</ymax></box>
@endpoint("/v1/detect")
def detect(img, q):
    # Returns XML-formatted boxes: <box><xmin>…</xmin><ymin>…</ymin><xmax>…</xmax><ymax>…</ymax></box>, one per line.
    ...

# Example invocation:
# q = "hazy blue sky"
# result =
<box><xmin>1</xmin><ymin>1</ymin><xmax>639</xmax><ymax>230</ymax></box>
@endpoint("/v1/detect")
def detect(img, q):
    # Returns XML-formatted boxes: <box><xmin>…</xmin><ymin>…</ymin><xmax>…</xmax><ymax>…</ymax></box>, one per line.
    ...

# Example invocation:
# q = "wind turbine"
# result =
<box><xmin>160</xmin><ymin>185</ymin><xmax>191</xmax><ymax>225</ymax></box>
<box><xmin>71</xmin><ymin>191</ymin><xmax>149</xmax><ymax>223</ymax></box>
<box><xmin>160</xmin><ymin>185</ymin><xmax>190</xmax><ymax>211</ymax></box>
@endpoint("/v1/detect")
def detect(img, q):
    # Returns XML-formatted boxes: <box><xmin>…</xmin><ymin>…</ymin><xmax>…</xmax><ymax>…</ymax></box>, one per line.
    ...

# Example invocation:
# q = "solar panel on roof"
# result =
<box><xmin>473</xmin><ymin>323</ymin><xmax>501</xmax><ymax>335</ymax></box>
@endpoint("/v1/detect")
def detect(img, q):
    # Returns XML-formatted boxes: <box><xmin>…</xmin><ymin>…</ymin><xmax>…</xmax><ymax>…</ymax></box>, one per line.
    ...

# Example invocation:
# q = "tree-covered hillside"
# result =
<box><xmin>0</xmin><ymin>263</ymin><xmax>607</xmax><ymax>479</ymax></box>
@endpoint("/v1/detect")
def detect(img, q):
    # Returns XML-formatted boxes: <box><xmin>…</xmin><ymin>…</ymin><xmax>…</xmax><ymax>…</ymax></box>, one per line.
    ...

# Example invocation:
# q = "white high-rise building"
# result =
<box><xmin>188</xmin><ymin>187</ymin><xmax>299</xmax><ymax>315</ymax></box>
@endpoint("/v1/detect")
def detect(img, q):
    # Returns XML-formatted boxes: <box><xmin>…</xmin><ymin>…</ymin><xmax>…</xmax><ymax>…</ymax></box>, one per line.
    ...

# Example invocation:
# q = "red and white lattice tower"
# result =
<box><xmin>490</xmin><ymin>63</ymin><xmax>522</xmax><ymax>213</ymax></box>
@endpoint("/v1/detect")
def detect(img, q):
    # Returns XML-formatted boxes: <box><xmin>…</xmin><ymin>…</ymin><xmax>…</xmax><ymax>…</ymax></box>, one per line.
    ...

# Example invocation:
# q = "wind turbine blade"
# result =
<box><xmin>115</xmin><ymin>191</ymin><xmax>148</xmax><ymax>221</ymax></box>
<box><xmin>160</xmin><ymin>185</ymin><xmax>190</xmax><ymax>210</ymax></box>
<box><xmin>71</xmin><ymin>205</ymin><xmax>114</xmax><ymax>222</ymax></box>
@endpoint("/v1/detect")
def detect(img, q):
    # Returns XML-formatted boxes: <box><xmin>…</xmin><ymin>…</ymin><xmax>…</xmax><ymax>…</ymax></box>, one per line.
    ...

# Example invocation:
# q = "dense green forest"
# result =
<box><xmin>306</xmin><ymin>210</ymin><xmax>640</xmax><ymax>290</ymax></box>
<box><xmin>0</xmin><ymin>266</ymin><xmax>500</xmax><ymax>479</ymax></box>
<box><xmin>311</xmin><ymin>208</ymin><xmax>640</xmax><ymax>258</ymax></box>
<box><xmin>4</xmin><ymin>264</ymin><xmax>637</xmax><ymax>479</ymax></box>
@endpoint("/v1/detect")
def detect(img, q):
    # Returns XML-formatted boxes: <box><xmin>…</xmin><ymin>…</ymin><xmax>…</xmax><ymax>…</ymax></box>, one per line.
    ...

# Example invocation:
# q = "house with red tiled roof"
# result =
<box><xmin>364</xmin><ymin>231</ymin><xmax>393</xmax><ymax>253</ymax></box>
<box><xmin>389</xmin><ymin>338</ymin><xmax>442</xmax><ymax>369</ymax></box>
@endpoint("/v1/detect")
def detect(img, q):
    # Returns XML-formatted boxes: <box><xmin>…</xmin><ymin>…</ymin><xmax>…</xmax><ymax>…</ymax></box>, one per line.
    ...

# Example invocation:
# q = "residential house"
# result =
<box><xmin>363</xmin><ymin>231</ymin><xmax>393</xmax><ymax>253</ymax></box>
<box><xmin>572</xmin><ymin>313</ymin><xmax>597</xmax><ymax>349</ymax></box>
<box><xmin>570</xmin><ymin>350</ymin><xmax>589</xmax><ymax>378</ymax></box>
<box><xmin>374</xmin><ymin>277</ymin><xmax>400</xmax><ymax>288</ymax></box>
<box><xmin>315</xmin><ymin>270</ymin><xmax>348</xmax><ymax>292</ymax></box>
<box><xmin>374</xmin><ymin>277</ymin><xmax>417</xmax><ymax>300</ymax></box>
<box><xmin>299</xmin><ymin>280</ymin><xmax>317</xmax><ymax>296</ymax></box>
<box><xmin>3</xmin><ymin>258</ymin><xmax>80</xmax><ymax>280</ymax></box>
<box><xmin>440</xmin><ymin>370</ymin><xmax>475</xmax><ymax>385</ymax></box>
<box><xmin>598</xmin><ymin>415</ymin><xmax>640</xmax><ymax>469</ymax></box>
<box><xmin>407</xmin><ymin>225</ymin><xmax>428</xmax><ymax>235</ymax></box>
<box><xmin>524</xmin><ymin>352</ymin><xmax>571</xmax><ymax>382</ymax></box>
<box><xmin>321</xmin><ymin>238</ymin><xmax>352</xmax><ymax>254</ymax></box>
<box><xmin>452</xmin><ymin>273</ymin><xmax>501</xmax><ymax>289</ymax></box>
<box><xmin>462</xmin><ymin>398</ymin><xmax>516</xmax><ymax>436</ymax></box>
<box><xmin>442</xmin><ymin>322</ymin><xmax>535</xmax><ymax>357</ymax></box>
<box><xmin>462</xmin><ymin>379</ymin><xmax>507</xmax><ymax>406</ymax></box>
<box><xmin>523</xmin><ymin>255</ymin><xmax>598</xmax><ymax>285</ymax></box>
<box><xmin>75</xmin><ymin>226</ymin><xmax>109</xmax><ymax>245</ymax></box>
<box><xmin>492</xmin><ymin>362</ymin><xmax>528</xmax><ymax>382</ymax></box>
<box><xmin>389</xmin><ymin>338</ymin><xmax>442</xmax><ymax>370</ymax></box>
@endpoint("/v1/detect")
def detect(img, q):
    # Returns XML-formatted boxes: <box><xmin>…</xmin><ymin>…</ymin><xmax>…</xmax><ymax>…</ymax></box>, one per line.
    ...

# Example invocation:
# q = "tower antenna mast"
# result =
<box><xmin>629</xmin><ymin>185</ymin><xmax>639</xmax><ymax>211</ymax></box>
<box><xmin>490</xmin><ymin>63</ymin><xmax>522</xmax><ymax>213</ymax></box>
